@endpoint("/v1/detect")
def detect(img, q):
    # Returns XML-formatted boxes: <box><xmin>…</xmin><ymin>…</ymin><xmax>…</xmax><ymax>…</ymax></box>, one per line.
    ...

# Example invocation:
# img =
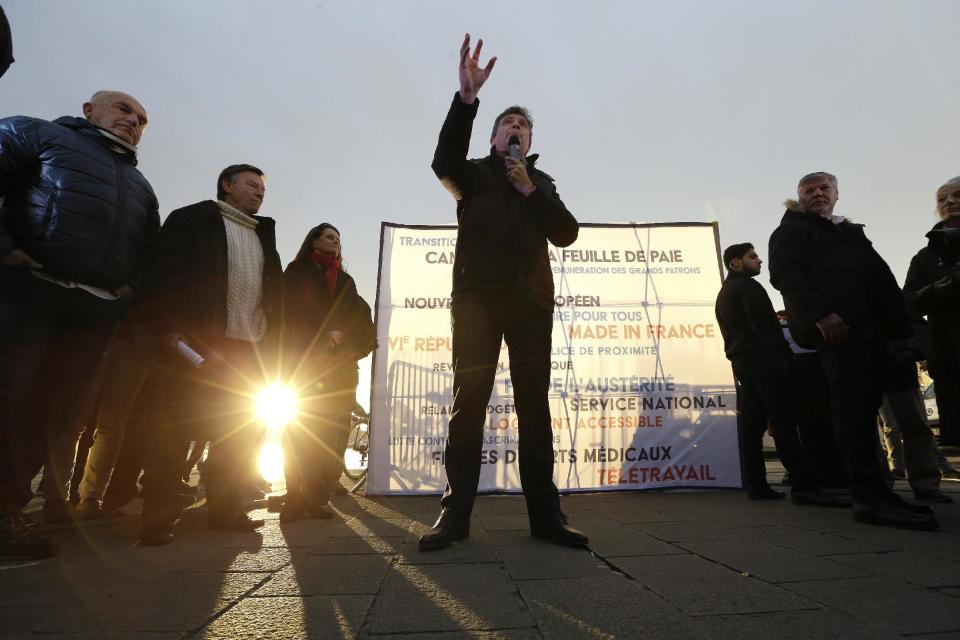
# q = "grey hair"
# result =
<box><xmin>797</xmin><ymin>172</ymin><xmax>838</xmax><ymax>191</ymax></box>
<box><xmin>937</xmin><ymin>176</ymin><xmax>960</xmax><ymax>194</ymax></box>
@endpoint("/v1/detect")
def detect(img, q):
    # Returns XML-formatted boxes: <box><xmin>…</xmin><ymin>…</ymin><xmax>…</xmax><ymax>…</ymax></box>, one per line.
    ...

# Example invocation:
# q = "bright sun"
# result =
<box><xmin>255</xmin><ymin>384</ymin><xmax>298</xmax><ymax>433</ymax></box>
<box><xmin>254</xmin><ymin>384</ymin><xmax>298</xmax><ymax>485</ymax></box>
<box><xmin>258</xmin><ymin>441</ymin><xmax>286</xmax><ymax>484</ymax></box>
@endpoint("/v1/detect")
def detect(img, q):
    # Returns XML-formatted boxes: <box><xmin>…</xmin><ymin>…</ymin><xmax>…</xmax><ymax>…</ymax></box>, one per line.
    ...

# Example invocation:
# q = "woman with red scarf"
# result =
<box><xmin>281</xmin><ymin>224</ymin><xmax>375</xmax><ymax>521</ymax></box>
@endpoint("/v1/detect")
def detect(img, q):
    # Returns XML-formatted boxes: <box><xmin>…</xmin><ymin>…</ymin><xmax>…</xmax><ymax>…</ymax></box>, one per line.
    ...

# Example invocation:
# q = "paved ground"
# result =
<box><xmin>2</xmin><ymin>466</ymin><xmax>960</xmax><ymax>639</ymax></box>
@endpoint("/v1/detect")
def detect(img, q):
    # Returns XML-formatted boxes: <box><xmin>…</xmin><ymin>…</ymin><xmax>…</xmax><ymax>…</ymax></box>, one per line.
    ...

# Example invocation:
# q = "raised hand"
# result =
<box><xmin>458</xmin><ymin>33</ymin><xmax>496</xmax><ymax>104</ymax></box>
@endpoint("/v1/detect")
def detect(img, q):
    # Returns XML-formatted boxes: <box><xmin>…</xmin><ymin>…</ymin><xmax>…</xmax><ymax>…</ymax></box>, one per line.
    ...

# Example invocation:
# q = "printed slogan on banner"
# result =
<box><xmin>367</xmin><ymin>222</ymin><xmax>740</xmax><ymax>494</ymax></box>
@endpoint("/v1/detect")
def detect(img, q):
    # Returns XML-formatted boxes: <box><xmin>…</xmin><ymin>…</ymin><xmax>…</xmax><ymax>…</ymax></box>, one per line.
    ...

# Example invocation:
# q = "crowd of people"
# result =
<box><xmin>1</xmin><ymin>32</ymin><xmax>957</xmax><ymax>563</ymax></box>
<box><xmin>0</xmin><ymin>91</ymin><xmax>376</xmax><ymax>559</ymax></box>
<box><xmin>716</xmin><ymin>172</ymin><xmax>960</xmax><ymax>532</ymax></box>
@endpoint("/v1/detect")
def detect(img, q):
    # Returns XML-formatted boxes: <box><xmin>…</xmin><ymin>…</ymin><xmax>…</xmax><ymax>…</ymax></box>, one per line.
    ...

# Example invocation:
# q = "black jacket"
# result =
<box><xmin>144</xmin><ymin>200</ymin><xmax>283</xmax><ymax>354</ymax></box>
<box><xmin>0</xmin><ymin>6</ymin><xmax>12</xmax><ymax>78</ymax></box>
<box><xmin>431</xmin><ymin>93</ymin><xmax>578</xmax><ymax>309</ymax></box>
<box><xmin>0</xmin><ymin>115</ymin><xmax>159</xmax><ymax>290</ymax></box>
<box><xmin>903</xmin><ymin>221</ymin><xmax>960</xmax><ymax>379</ymax></box>
<box><xmin>768</xmin><ymin>209</ymin><xmax>909</xmax><ymax>349</ymax></box>
<box><xmin>284</xmin><ymin>259</ymin><xmax>375</xmax><ymax>391</ymax></box>
<box><xmin>714</xmin><ymin>270</ymin><xmax>791</xmax><ymax>375</ymax></box>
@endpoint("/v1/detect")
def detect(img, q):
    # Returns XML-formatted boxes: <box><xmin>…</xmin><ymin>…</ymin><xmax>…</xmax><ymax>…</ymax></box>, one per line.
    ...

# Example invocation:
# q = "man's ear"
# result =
<box><xmin>728</xmin><ymin>258</ymin><xmax>742</xmax><ymax>272</ymax></box>
<box><xmin>82</xmin><ymin>102</ymin><xmax>93</xmax><ymax>119</ymax></box>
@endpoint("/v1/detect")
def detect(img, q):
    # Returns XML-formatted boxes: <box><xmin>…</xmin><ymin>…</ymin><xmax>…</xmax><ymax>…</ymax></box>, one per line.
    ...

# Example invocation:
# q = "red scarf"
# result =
<box><xmin>310</xmin><ymin>251</ymin><xmax>341</xmax><ymax>294</ymax></box>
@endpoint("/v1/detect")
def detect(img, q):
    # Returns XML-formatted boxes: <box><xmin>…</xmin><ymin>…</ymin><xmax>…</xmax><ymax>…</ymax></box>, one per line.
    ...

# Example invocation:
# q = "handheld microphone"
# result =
<box><xmin>508</xmin><ymin>135</ymin><xmax>522</xmax><ymax>161</ymax></box>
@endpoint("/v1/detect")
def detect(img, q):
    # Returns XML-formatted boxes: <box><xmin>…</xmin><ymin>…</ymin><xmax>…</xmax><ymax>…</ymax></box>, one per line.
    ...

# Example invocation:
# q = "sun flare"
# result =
<box><xmin>255</xmin><ymin>384</ymin><xmax>298</xmax><ymax>433</ymax></box>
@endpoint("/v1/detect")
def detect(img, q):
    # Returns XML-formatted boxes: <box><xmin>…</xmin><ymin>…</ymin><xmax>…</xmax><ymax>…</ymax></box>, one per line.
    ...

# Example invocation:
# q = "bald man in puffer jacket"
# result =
<box><xmin>0</xmin><ymin>90</ymin><xmax>159</xmax><ymax>559</ymax></box>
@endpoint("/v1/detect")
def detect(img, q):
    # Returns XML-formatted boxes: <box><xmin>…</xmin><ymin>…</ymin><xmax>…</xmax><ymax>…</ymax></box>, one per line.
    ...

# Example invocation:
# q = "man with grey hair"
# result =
<box><xmin>0</xmin><ymin>90</ymin><xmax>159</xmax><ymax>558</ymax></box>
<box><xmin>769</xmin><ymin>172</ymin><xmax>938</xmax><ymax>529</ymax></box>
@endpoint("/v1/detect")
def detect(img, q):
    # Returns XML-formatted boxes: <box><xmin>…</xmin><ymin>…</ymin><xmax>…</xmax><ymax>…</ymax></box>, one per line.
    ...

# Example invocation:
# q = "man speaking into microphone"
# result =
<box><xmin>421</xmin><ymin>34</ymin><xmax>584</xmax><ymax>551</ymax></box>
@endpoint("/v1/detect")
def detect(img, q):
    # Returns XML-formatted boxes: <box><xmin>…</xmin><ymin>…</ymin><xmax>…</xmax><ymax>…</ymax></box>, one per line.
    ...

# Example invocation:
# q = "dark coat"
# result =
<box><xmin>283</xmin><ymin>259</ymin><xmax>375</xmax><ymax>391</ymax></box>
<box><xmin>431</xmin><ymin>93</ymin><xmax>579</xmax><ymax>310</ymax></box>
<box><xmin>0</xmin><ymin>115</ymin><xmax>159</xmax><ymax>290</ymax></box>
<box><xmin>768</xmin><ymin>209</ymin><xmax>910</xmax><ymax>349</ymax></box>
<box><xmin>903</xmin><ymin>221</ymin><xmax>960</xmax><ymax>379</ymax></box>
<box><xmin>0</xmin><ymin>6</ymin><xmax>12</xmax><ymax>78</ymax></box>
<box><xmin>143</xmin><ymin>200</ymin><xmax>283</xmax><ymax>355</ymax></box>
<box><xmin>714</xmin><ymin>270</ymin><xmax>791</xmax><ymax>377</ymax></box>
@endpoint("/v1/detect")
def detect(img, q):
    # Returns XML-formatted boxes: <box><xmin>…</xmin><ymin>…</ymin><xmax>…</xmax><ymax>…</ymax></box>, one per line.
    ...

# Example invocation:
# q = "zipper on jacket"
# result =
<box><xmin>99</xmin><ymin>152</ymin><xmax>125</xmax><ymax>282</ymax></box>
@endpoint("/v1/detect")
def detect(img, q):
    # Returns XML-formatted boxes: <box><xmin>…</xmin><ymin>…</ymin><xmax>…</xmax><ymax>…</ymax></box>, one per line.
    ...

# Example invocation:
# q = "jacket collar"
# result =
<box><xmin>53</xmin><ymin>116</ymin><xmax>139</xmax><ymax>166</ymax></box>
<box><xmin>725</xmin><ymin>269</ymin><xmax>757</xmax><ymax>282</ymax></box>
<box><xmin>782</xmin><ymin>208</ymin><xmax>860</xmax><ymax>229</ymax></box>
<box><xmin>484</xmin><ymin>146</ymin><xmax>540</xmax><ymax>170</ymax></box>
<box><xmin>924</xmin><ymin>219</ymin><xmax>960</xmax><ymax>254</ymax></box>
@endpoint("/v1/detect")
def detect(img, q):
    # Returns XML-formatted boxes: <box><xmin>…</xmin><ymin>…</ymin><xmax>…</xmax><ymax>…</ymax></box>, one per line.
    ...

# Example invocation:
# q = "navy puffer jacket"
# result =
<box><xmin>0</xmin><ymin>115</ymin><xmax>160</xmax><ymax>290</ymax></box>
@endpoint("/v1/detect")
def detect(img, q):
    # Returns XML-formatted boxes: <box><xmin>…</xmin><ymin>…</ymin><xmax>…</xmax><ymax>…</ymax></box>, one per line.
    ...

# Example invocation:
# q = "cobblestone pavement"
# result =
<box><xmin>2</xmin><ymin>471</ymin><xmax>959</xmax><ymax>639</ymax></box>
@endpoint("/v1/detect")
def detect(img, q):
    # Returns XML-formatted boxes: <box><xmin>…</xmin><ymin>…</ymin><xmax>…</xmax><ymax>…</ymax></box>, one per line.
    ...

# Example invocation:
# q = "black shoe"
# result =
<box><xmin>176</xmin><ymin>480</ymin><xmax>199</xmax><ymax>498</ymax></box>
<box><xmin>780</xmin><ymin>472</ymin><xmax>793</xmax><ymax>486</ymax></box>
<box><xmin>791</xmin><ymin>487</ymin><xmax>852</xmax><ymax>508</ymax></box>
<box><xmin>747</xmin><ymin>486</ymin><xmax>786</xmax><ymax>501</ymax></box>
<box><xmin>42</xmin><ymin>499</ymin><xmax>74</xmax><ymax>524</ymax></box>
<box><xmin>887</xmin><ymin>492</ymin><xmax>935</xmax><ymax>514</ymax></box>
<box><xmin>853</xmin><ymin>497</ymin><xmax>939</xmax><ymax>530</ymax></box>
<box><xmin>75</xmin><ymin>499</ymin><xmax>109</xmax><ymax>520</ymax></box>
<box><xmin>139</xmin><ymin>524</ymin><xmax>175</xmax><ymax>546</ymax></box>
<box><xmin>418</xmin><ymin>509</ymin><xmax>469</xmax><ymax>551</ymax></box>
<box><xmin>140</xmin><ymin>499</ymin><xmax>183</xmax><ymax>546</ymax></box>
<box><xmin>279</xmin><ymin>494</ymin><xmax>307</xmax><ymax>523</ymax></box>
<box><xmin>308</xmin><ymin>504</ymin><xmax>335</xmax><ymax>520</ymax></box>
<box><xmin>529</xmin><ymin>512</ymin><xmax>589</xmax><ymax>547</ymax></box>
<box><xmin>914</xmin><ymin>489</ymin><xmax>955</xmax><ymax>504</ymax></box>
<box><xmin>0</xmin><ymin>513</ymin><xmax>58</xmax><ymax>560</ymax></box>
<box><xmin>208</xmin><ymin>513</ymin><xmax>265</xmax><ymax>531</ymax></box>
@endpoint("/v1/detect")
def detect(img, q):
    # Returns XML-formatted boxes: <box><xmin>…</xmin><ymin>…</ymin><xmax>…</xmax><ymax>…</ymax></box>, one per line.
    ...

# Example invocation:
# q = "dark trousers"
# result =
<box><xmin>792</xmin><ymin>353</ymin><xmax>847</xmax><ymax>488</ymax></box>
<box><xmin>283</xmin><ymin>380</ymin><xmax>355</xmax><ymax>507</ymax></box>
<box><xmin>0</xmin><ymin>268</ymin><xmax>123</xmax><ymax>510</ymax></box>
<box><xmin>142</xmin><ymin>339</ymin><xmax>263</xmax><ymax>523</ymax></box>
<box><xmin>441</xmin><ymin>291</ymin><xmax>560</xmax><ymax>518</ymax></box>
<box><xmin>817</xmin><ymin>339</ymin><xmax>890</xmax><ymax>501</ymax></box>
<box><xmin>734</xmin><ymin>361</ymin><xmax>815</xmax><ymax>492</ymax></box>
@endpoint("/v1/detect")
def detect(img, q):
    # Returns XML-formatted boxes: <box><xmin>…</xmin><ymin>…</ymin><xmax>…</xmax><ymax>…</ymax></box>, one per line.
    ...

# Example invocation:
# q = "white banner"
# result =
<box><xmin>367</xmin><ymin>222</ymin><xmax>740</xmax><ymax>495</ymax></box>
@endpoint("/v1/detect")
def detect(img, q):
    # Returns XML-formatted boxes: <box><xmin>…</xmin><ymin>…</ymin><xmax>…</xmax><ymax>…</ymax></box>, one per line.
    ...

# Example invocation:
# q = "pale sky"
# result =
<box><xmin>3</xmin><ymin>0</ymin><xmax>960</xmax><ymax>403</ymax></box>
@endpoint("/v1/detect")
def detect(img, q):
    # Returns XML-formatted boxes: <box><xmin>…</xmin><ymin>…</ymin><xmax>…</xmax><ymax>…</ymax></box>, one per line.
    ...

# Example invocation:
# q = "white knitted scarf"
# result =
<box><xmin>216</xmin><ymin>200</ymin><xmax>267</xmax><ymax>342</ymax></box>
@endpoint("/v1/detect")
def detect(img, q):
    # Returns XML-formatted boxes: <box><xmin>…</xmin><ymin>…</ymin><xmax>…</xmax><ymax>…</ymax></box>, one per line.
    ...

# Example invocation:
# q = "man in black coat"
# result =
<box><xmin>715</xmin><ymin>243</ymin><xmax>843</xmax><ymax>506</ymax></box>
<box><xmin>0</xmin><ymin>91</ymin><xmax>159</xmax><ymax>558</ymax></box>
<box><xmin>138</xmin><ymin>164</ymin><xmax>283</xmax><ymax>545</ymax></box>
<box><xmin>769</xmin><ymin>171</ymin><xmax>938</xmax><ymax>529</ymax></box>
<box><xmin>420</xmin><ymin>34</ymin><xmax>585</xmax><ymax>551</ymax></box>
